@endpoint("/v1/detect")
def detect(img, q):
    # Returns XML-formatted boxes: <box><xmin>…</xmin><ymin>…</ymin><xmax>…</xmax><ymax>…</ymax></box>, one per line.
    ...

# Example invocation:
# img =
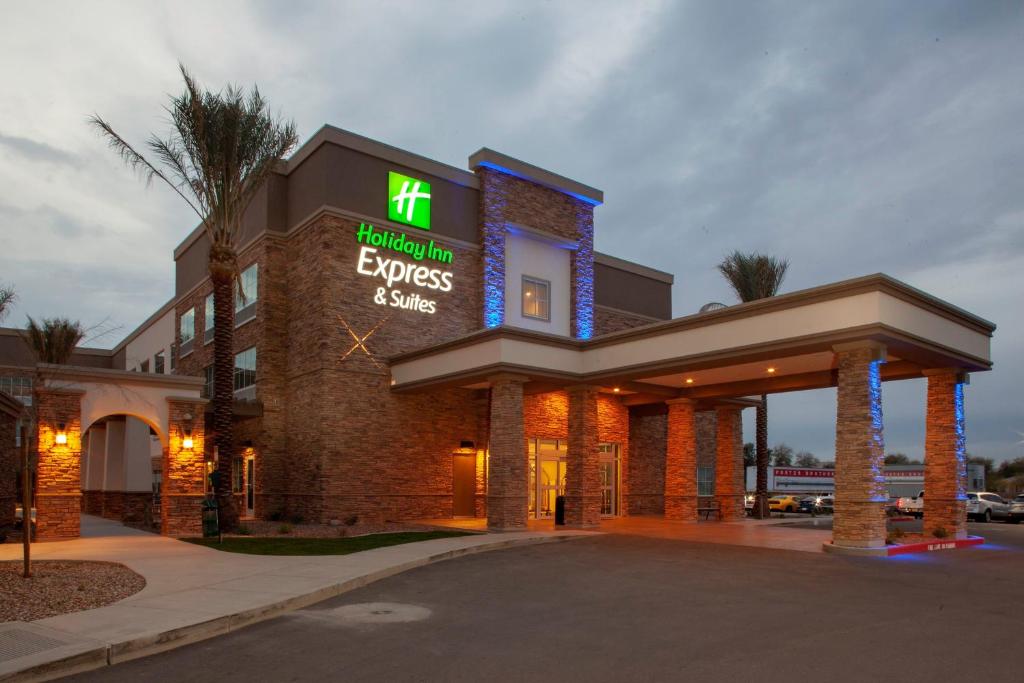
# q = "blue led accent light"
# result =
<box><xmin>954</xmin><ymin>381</ymin><xmax>967</xmax><ymax>500</ymax></box>
<box><xmin>481</xmin><ymin>170</ymin><xmax>507</xmax><ymax>328</ymax></box>
<box><xmin>574</xmin><ymin>204</ymin><xmax>595</xmax><ymax>340</ymax></box>
<box><xmin>867</xmin><ymin>360</ymin><xmax>889</xmax><ymax>503</ymax></box>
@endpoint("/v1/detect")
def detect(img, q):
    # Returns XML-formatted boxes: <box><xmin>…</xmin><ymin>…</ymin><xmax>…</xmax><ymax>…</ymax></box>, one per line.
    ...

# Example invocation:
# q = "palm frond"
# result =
<box><xmin>717</xmin><ymin>250</ymin><xmax>789</xmax><ymax>303</ymax></box>
<box><xmin>22</xmin><ymin>317</ymin><xmax>85</xmax><ymax>365</ymax></box>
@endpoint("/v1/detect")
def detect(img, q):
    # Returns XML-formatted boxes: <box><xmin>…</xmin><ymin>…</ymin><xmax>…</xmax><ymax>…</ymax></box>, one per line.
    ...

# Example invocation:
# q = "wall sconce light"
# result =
<box><xmin>182</xmin><ymin>428</ymin><xmax>194</xmax><ymax>451</ymax></box>
<box><xmin>55</xmin><ymin>422</ymin><xmax>68</xmax><ymax>445</ymax></box>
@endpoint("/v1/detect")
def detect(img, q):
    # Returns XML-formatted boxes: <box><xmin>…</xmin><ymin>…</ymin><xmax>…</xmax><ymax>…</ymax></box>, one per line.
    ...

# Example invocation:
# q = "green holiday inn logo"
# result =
<box><xmin>388</xmin><ymin>171</ymin><xmax>431</xmax><ymax>230</ymax></box>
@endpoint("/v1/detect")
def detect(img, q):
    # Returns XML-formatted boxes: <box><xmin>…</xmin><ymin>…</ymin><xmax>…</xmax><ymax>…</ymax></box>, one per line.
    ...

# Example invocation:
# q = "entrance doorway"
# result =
<box><xmin>452</xmin><ymin>453</ymin><xmax>476</xmax><ymax>517</ymax></box>
<box><xmin>528</xmin><ymin>439</ymin><xmax>620</xmax><ymax>519</ymax></box>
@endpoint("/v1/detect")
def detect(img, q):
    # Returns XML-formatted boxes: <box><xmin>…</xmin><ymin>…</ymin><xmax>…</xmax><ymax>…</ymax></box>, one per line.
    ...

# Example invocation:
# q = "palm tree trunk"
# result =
<box><xmin>754</xmin><ymin>393</ymin><xmax>769</xmax><ymax>518</ymax></box>
<box><xmin>211</xmin><ymin>255</ymin><xmax>239</xmax><ymax>531</ymax></box>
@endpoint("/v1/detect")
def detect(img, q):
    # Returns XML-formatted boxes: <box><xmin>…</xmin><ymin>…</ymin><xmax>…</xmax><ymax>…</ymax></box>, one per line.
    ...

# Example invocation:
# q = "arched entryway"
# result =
<box><xmin>32</xmin><ymin>364</ymin><xmax>206</xmax><ymax>540</ymax></box>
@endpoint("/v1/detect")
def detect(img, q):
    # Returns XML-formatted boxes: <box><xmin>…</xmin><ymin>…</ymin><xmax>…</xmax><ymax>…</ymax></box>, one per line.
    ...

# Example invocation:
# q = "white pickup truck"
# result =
<box><xmin>896</xmin><ymin>490</ymin><xmax>924</xmax><ymax>518</ymax></box>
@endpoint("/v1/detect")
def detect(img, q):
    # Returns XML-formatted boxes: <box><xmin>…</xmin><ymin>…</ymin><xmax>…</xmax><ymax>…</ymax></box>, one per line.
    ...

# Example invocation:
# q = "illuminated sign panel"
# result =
<box><xmin>354</xmin><ymin>223</ymin><xmax>453</xmax><ymax>315</ymax></box>
<box><xmin>388</xmin><ymin>171</ymin><xmax>431</xmax><ymax>230</ymax></box>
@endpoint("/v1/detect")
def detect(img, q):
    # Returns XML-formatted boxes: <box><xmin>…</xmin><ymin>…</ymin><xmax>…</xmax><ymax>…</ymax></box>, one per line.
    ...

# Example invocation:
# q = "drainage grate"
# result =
<box><xmin>0</xmin><ymin>625</ymin><xmax>72</xmax><ymax>663</ymax></box>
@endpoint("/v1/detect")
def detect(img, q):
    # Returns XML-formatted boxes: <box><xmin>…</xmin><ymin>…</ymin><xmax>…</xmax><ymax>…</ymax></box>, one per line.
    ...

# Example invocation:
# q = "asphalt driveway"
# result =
<box><xmin>69</xmin><ymin>523</ymin><xmax>1023</xmax><ymax>682</ymax></box>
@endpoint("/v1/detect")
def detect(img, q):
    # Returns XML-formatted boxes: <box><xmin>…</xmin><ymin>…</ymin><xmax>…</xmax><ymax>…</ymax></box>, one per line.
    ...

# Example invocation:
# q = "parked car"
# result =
<box><xmin>797</xmin><ymin>495</ymin><xmax>834</xmax><ymax>514</ymax></box>
<box><xmin>1008</xmin><ymin>495</ymin><xmax>1024</xmax><ymax>524</ymax></box>
<box><xmin>896</xmin><ymin>490</ymin><xmax>924</xmax><ymax>518</ymax></box>
<box><xmin>966</xmin><ymin>492</ymin><xmax>1010</xmax><ymax>522</ymax></box>
<box><xmin>744</xmin><ymin>495</ymin><xmax>755</xmax><ymax>514</ymax></box>
<box><xmin>768</xmin><ymin>495</ymin><xmax>802</xmax><ymax>513</ymax></box>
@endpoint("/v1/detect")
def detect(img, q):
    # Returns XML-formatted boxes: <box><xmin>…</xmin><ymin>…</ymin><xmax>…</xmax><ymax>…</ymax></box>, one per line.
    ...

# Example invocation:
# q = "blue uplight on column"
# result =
<box><xmin>954</xmin><ymin>381</ymin><xmax>967</xmax><ymax>500</ymax></box>
<box><xmin>868</xmin><ymin>359</ymin><xmax>889</xmax><ymax>502</ymax></box>
<box><xmin>574</xmin><ymin>204</ymin><xmax>594</xmax><ymax>340</ymax></box>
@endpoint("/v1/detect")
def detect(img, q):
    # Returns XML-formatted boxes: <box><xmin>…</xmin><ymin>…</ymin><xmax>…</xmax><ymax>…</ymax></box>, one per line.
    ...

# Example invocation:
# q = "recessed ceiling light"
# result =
<box><xmin>613</xmin><ymin>387</ymin><xmax>620</xmax><ymax>393</ymax></box>
<box><xmin>767</xmin><ymin>367</ymin><xmax>776</xmax><ymax>374</ymax></box>
<box><xmin>685</xmin><ymin>378</ymin><xmax>694</xmax><ymax>384</ymax></box>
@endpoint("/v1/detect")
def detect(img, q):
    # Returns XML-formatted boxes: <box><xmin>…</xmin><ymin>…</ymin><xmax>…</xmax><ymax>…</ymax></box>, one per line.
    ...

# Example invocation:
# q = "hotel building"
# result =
<box><xmin>0</xmin><ymin>126</ymin><xmax>995</xmax><ymax>552</ymax></box>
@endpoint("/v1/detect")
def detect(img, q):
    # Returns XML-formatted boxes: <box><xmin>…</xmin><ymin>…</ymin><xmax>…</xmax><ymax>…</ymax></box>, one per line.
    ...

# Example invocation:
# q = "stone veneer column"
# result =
<box><xmin>832</xmin><ymin>342</ymin><xmax>888</xmax><ymax>549</ymax></box>
<box><xmin>923</xmin><ymin>369</ymin><xmax>968</xmax><ymax>539</ymax></box>
<box><xmin>478</xmin><ymin>168</ymin><xmax>509</xmax><ymax>329</ymax></box>
<box><xmin>715</xmin><ymin>406</ymin><xmax>745</xmax><ymax>521</ymax></box>
<box><xmin>35</xmin><ymin>388</ymin><xmax>84</xmax><ymax>540</ymax></box>
<box><xmin>487</xmin><ymin>375</ymin><xmax>528</xmax><ymax>530</ymax></box>
<box><xmin>162</xmin><ymin>398</ymin><xmax>207</xmax><ymax>536</ymax></box>
<box><xmin>664</xmin><ymin>399</ymin><xmax>698</xmax><ymax>521</ymax></box>
<box><xmin>565</xmin><ymin>385</ymin><xmax>601</xmax><ymax>528</ymax></box>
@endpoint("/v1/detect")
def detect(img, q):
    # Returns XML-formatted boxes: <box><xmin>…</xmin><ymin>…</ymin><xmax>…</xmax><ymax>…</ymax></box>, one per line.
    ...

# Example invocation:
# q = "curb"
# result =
<box><xmin>6</xmin><ymin>533</ymin><xmax>589</xmax><ymax>682</ymax></box>
<box><xmin>822</xmin><ymin>535</ymin><xmax>984</xmax><ymax>557</ymax></box>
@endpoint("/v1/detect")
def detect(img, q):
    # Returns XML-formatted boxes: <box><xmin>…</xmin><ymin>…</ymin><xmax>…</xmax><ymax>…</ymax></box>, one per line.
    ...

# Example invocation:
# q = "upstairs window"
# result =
<box><xmin>170</xmin><ymin>343</ymin><xmax>177</xmax><ymax>371</ymax></box>
<box><xmin>154</xmin><ymin>351</ymin><xmax>165</xmax><ymax>375</ymax></box>
<box><xmin>522</xmin><ymin>276</ymin><xmax>550</xmax><ymax>321</ymax></box>
<box><xmin>234</xmin><ymin>347</ymin><xmax>257</xmax><ymax>393</ymax></box>
<box><xmin>0</xmin><ymin>376</ymin><xmax>32</xmax><ymax>405</ymax></box>
<box><xmin>204</xmin><ymin>293</ymin><xmax>215</xmax><ymax>344</ymax></box>
<box><xmin>140</xmin><ymin>359</ymin><xmax>150</xmax><ymax>373</ymax></box>
<box><xmin>203</xmin><ymin>365</ymin><xmax>214</xmax><ymax>398</ymax></box>
<box><xmin>235</xmin><ymin>264</ymin><xmax>258</xmax><ymax>326</ymax></box>
<box><xmin>180</xmin><ymin>308</ymin><xmax>196</xmax><ymax>348</ymax></box>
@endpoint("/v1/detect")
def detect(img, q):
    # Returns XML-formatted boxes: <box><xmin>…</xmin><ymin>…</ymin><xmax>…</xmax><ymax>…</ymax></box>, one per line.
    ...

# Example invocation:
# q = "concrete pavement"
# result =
<box><xmin>0</xmin><ymin>516</ymin><xmax>594</xmax><ymax>681</ymax></box>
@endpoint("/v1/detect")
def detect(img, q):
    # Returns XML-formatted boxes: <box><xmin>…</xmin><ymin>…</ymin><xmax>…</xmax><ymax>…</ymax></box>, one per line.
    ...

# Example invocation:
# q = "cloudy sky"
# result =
<box><xmin>0</xmin><ymin>1</ymin><xmax>1021</xmax><ymax>462</ymax></box>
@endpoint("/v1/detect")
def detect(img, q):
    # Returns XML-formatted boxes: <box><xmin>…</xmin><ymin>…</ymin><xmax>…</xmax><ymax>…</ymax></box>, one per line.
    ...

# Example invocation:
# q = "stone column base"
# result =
<box><xmin>563</xmin><ymin>494</ymin><xmax>602</xmax><ymax>528</ymax></box>
<box><xmin>486</xmin><ymin>495</ymin><xmax>528</xmax><ymax>530</ymax></box>
<box><xmin>833</xmin><ymin>500</ymin><xmax>887</xmax><ymax>548</ymax></box>
<box><xmin>664</xmin><ymin>495</ymin><xmax>697</xmax><ymax>521</ymax></box>
<box><xmin>35</xmin><ymin>493</ymin><xmax>81</xmax><ymax>540</ymax></box>
<box><xmin>716</xmin><ymin>494</ymin><xmax>745</xmax><ymax>521</ymax></box>
<box><xmin>161</xmin><ymin>494</ymin><xmax>204</xmax><ymax>536</ymax></box>
<box><xmin>924</xmin><ymin>497</ymin><xmax>968</xmax><ymax>539</ymax></box>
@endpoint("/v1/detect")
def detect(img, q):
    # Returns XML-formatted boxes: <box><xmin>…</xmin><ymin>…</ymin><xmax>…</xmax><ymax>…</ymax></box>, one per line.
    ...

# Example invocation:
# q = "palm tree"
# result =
<box><xmin>22</xmin><ymin>317</ymin><xmax>84</xmax><ymax>365</ymax></box>
<box><xmin>717</xmin><ymin>250</ymin><xmax>789</xmax><ymax>519</ymax></box>
<box><xmin>91</xmin><ymin>65</ymin><xmax>298</xmax><ymax>530</ymax></box>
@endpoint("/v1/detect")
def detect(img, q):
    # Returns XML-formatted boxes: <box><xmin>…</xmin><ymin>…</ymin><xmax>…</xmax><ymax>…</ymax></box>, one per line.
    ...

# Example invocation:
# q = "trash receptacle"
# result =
<box><xmin>554</xmin><ymin>495</ymin><xmax>566</xmax><ymax>526</ymax></box>
<box><xmin>201</xmin><ymin>495</ymin><xmax>220</xmax><ymax>539</ymax></box>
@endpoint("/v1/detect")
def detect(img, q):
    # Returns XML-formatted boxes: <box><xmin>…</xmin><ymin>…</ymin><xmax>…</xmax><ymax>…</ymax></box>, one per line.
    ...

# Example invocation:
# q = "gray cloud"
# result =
<box><xmin>0</xmin><ymin>132</ymin><xmax>81</xmax><ymax>167</ymax></box>
<box><xmin>0</xmin><ymin>0</ymin><xmax>1021</xmax><ymax>462</ymax></box>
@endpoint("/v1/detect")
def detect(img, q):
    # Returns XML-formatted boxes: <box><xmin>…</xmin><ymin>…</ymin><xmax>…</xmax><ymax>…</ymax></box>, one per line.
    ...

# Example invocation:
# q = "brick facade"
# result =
<box><xmin>564</xmin><ymin>386</ymin><xmax>601</xmax><ymax>528</ymax></box>
<box><xmin>487</xmin><ymin>376</ymin><xmax>528</xmax><ymax>530</ymax></box>
<box><xmin>34</xmin><ymin>388</ymin><xmax>84</xmax><ymax>540</ymax></box>
<box><xmin>715</xmin><ymin>407</ymin><xmax>745</xmax><ymax>521</ymax></box>
<box><xmin>628</xmin><ymin>410</ymin><xmax>666</xmax><ymax>514</ymax></box>
<box><xmin>832</xmin><ymin>343</ymin><xmax>888</xmax><ymax>548</ymax></box>
<box><xmin>594</xmin><ymin>306</ymin><xmax>659</xmax><ymax>336</ymax></box>
<box><xmin>923</xmin><ymin>369</ymin><xmax>968</xmax><ymax>539</ymax></box>
<box><xmin>161</xmin><ymin>399</ymin><xmax>207</xmax><ymax>536</ymax></box>
<box><xmin>0</xmin><ymin>393</ymin><xmax>20</xmax><ymax>531</ymax></box>
<box><xmin>664</xmin><ymin>399</ymin><xmax>698</xmax><ymax>521</ymax></box>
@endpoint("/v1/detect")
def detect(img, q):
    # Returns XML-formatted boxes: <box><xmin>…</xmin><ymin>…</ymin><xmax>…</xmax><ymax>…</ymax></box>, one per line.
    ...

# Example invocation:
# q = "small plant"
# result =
<box><xmin>344</xmin><ymin>514</ymin><xmax>359</xmax><ymax>526</ymax></box>
<box><xmin>277</xmin><ymin>524</ymin><xmax>292</xmax><ymax>535</ymax></box>
<box><xmin>235</xmin><ymin>525</ymin><xmax>253</xmax><ymax>536</ymax></box>
<box><xmin>932</xmin><ymin>526</ymin><xmax>949</xmax><ymax>539</ymax></box>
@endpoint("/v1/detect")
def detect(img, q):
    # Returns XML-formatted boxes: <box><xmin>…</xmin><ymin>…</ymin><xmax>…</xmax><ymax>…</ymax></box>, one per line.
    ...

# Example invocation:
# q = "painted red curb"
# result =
<box><xmin>886</xmin><ymin>535</ymin><xmax>984</xmax><ymax>556</ymax></box>
<box><xmin>888</xmin><ymin>516</ymin><xmax>916</xmax><ymax>522</ymax></box>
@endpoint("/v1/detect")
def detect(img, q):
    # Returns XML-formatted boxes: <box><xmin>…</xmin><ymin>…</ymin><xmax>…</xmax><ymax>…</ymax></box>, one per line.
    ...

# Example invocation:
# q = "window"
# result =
<box><xmin>234</xmin><ymin>347</ymin><xmax>256</xmax><ymax>393</ymax></box>
<box><xmin>180</xmin><ymin>307</ymin><xmax>195</xmax><ymax>354</ymax></box>
<box><xmin>154</xmin><ymin>351</ymin><xmax>165</xmax><ymax>375</ymax></box>
<box><xmin>232</xmin><ymin>458</ymin><xmax>244</xmax><ymax>493</ymax></box>
<box><xmin>697</xmin><ymin>466</ymin><xmax>715</xmax><ymax>497</ymax></box>
<box><xmin>0</xmin><ymin>376</ymin><xmax>32</xmax><ymax>405</ymax></box>
<box><xmin>521</xmin><ymin>276</ymin><xmax>550</xmax><ymax>321</ymax></box>
<box><xmin>235</xmin><ymin>264</ymin><xmax>258</xmax><ymax>326</ymax></box>
<box><xmin>170</xmin><ymin>343</ymin><xmax>177</xmax><ymax>371</ymax></box>
<box><xmin>203</xmin><ymin>365</ymin><xmax>214</xmax><ymax>398</ymax></box>
<box><xmin>140</xmin><ymin>359</ymin><xmax>150</xmax><ymax>373</ymax></box>
<box><xmin>204</xmin><ymin>293</ymin><xmax>215</xmax><ymax>343</ymax></box>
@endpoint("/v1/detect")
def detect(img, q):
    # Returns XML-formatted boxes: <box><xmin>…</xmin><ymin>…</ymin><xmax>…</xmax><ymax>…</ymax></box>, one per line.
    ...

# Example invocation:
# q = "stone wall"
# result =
<box><xmin>628</xmin><ymin>410</ymin><xmax>666</xmax><ymax>515</ymax></box>
<box><xmin>0</xmin><ymin>394</ymin><xmax>19</xmax><ymax>531</ymax></box>
<box><xmin>35</xmin><ymin>388</ymin><xmax>84</xmax><ymax>540</ymax></box>
<box><xmin>594</xmin><ymin>306</ymin><xmax>659</xmax><ymax>336</ymax></box>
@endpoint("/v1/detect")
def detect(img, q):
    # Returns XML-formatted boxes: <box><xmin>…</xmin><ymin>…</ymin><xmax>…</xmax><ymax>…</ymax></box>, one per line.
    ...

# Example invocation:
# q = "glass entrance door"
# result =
<box><xmin>527</xmin><ymin>439</ymin><xmax>619</xmax><ymax>519</ymax></box>
<box><xmin>538</xmin><ymin>457</ymin><xmax>566</xmax><ymax>518</ymax></box>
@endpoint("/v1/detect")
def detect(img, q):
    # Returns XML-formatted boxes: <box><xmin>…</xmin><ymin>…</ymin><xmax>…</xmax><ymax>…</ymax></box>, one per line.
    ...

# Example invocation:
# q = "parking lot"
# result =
<box><xmin>70</xmin><ymin>520</ymin><xmax>1024</xmax><ymax>683</ymax></box>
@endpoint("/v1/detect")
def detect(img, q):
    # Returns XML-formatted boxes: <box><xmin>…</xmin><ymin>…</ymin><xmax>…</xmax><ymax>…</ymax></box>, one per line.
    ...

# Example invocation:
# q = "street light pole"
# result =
<box><xmin>22</xmin><ymin>429</ymin><xmax>32</xmax><ymax>578</ymax></box>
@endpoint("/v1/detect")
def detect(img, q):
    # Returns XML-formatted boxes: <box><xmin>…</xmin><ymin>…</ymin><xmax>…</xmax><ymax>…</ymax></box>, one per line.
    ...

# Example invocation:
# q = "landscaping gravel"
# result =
<box><xmin>0</xmin><ymin>560</ymin><xmax>145</xmax><ymax>623</ymax></box>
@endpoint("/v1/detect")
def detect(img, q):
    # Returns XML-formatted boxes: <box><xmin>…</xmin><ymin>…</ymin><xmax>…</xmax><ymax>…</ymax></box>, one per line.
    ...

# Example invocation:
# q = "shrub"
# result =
<box><xmin>277</xmin><ymin>524</ymin><xmax>292</xmax><ymax>535</ymax></box>
<box><xmin>932</xmin><ymin>526</ymin><xmax>949</xmax><ymax>539</ymax></box>
<box><xmin>235</xmin><ymin>525</ymin><xmax>253</xmax><ymax>536</ymax></box>
<box><xmin>344</xmin><ymin>514</ymin><xmax>359</xmax><ymax>526</ymax></box>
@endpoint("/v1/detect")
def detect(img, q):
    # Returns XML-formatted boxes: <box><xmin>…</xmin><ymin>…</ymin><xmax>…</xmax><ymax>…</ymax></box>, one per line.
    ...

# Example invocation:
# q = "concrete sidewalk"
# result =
<box><xmin>0</xmin><ymin>516</ymin><xmax>593</xmax><ymax>681</ymax></box>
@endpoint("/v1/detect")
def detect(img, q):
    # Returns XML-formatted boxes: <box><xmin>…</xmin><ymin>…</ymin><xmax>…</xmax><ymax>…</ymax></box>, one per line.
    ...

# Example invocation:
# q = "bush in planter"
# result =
<box><xmin>932</xmin><ymin>526</ymin><xmax>950</xmax><ymax>539</ymax></box>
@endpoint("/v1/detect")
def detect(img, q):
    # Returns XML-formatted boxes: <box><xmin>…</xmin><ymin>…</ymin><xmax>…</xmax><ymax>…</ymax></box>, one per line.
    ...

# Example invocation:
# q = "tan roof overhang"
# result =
<box><xmin>388</xmin><ymin>274</ymin><xmax>994</xmax><ymax>401</ymax></box>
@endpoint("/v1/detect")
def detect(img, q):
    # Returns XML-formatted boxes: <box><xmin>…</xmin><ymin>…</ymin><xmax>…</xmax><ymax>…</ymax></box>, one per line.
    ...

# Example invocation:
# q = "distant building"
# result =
<box><xmin>746</xmin><ymin>464</ymin><xmax>986</xmax><ymax>498</ymax></box>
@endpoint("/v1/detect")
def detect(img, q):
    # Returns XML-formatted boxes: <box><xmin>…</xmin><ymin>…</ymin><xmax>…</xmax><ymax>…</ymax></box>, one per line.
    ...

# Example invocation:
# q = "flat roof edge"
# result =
<box><xmin>595</xmin><ymin>252</ymin><xmax>674</xmax><ymax>284</ymax></box>
<box><xmin>111</xmin><ymin>297</ymin><xmax>177</xmax><ymax>354</ymax></box>
<box><xmin>468</xmin><ymin>148</ymin><xmax>604</xmax><ymax>205</ymax></box>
